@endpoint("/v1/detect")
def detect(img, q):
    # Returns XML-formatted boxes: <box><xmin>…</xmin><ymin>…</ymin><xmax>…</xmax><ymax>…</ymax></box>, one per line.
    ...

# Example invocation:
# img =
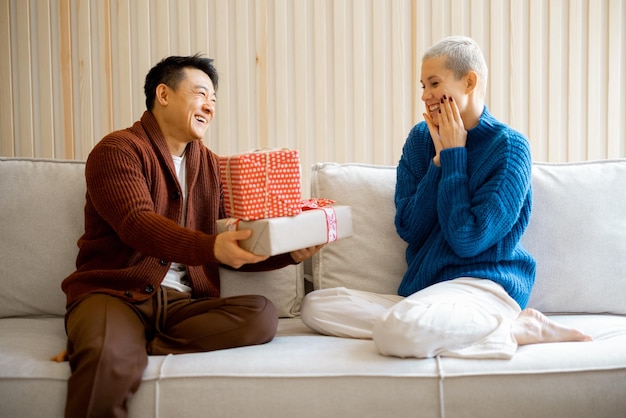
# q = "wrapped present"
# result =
<box><xmin>219</xmin><ymin>149</ymin><xmax>302</xmax><ymax>220</ymax></box>
<box><xmin>216</xmin><ymin>205</ymin><xmax>353</xmax><ymax>256</ymax></box>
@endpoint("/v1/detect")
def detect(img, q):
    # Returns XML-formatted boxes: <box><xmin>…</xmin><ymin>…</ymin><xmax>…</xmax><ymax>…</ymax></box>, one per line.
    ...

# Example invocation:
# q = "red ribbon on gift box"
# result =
<box><xmin>300</xmin><ymin>198</ymin><xmax>336</xmax><ymax>210</ymax></box>
<box><xmin>301</xmin><ymin>198</ymin><xmax>338</xmax><ymax>243</ymax></box>
<box><xmin>224</xmin><ymin>198</ymin><xmax>340</xmax><ymax>246</ymax></box>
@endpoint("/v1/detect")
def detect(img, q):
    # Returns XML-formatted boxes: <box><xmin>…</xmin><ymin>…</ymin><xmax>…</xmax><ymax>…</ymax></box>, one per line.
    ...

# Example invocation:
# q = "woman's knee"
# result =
<box><xmin>372</xmin><ymin>303</ymin><xmax>436</xmax><ymax>358</ymax></box>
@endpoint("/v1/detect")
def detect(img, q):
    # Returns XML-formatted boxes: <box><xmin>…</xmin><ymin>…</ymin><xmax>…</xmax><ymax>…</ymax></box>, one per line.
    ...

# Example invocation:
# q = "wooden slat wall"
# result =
<box><xmin>1</xmin><ymin>0</ymin><xmax>624</xmax><ymax>195</ymax></box>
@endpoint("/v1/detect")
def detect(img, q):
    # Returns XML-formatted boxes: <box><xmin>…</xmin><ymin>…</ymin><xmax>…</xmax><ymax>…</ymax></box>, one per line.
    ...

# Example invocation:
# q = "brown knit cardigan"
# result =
<box><xmin>62</xmin><ymin>111</ymin><xmax>295</xmax><ymax>307</ymax></box>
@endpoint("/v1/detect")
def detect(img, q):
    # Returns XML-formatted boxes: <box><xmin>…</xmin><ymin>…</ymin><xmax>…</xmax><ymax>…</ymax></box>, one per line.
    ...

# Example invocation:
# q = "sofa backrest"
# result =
<box><xmin>522</xmin><ymin>160</ymin><xmax>626</xmax><ymax>314</ymax></box>
<box><xmin>0</xmin><ymin>157</ymin><xmax>303</xmax><ymax>319</ymax></box>
<box><xmin>0</xmin><ymin>158</ymin><xmax>85</xmax><ymax>317</ymax></box>
<box><xmin>311</xmin><ymin>160</ymin><xmax>626</xmax><ymax>315</ymax></box>
<box><xmin>2</xmin><ymin>157</ymin><xmax>625</xmax><ymax>318</ymax></box>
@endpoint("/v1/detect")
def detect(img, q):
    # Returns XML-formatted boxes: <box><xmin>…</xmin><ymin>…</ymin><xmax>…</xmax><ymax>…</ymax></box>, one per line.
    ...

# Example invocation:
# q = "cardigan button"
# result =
<box><xmin>159</xmin><ymin>259</ymin><xmax>168</xmax><ymax>266</ymax></box>
<box><xmin>171</xmin><ymin>191</ymin><xmax>181</xmax><ymax>200</ymax></box>
<box><xmin>144</xmin><ymin>285</ymin><xmax>154</xmax><ymax>293</ymax></box>
<box><xmin>124</xmin><ymin>291</ymin><xmax>133</xmax><ymax>298</ymax></box>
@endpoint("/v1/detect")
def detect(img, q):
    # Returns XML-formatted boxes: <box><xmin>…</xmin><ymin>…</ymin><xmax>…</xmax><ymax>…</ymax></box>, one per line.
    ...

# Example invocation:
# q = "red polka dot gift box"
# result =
<box><xmin>219</xmin><ymin>149</ymin><xmax>302</xmax><ymax>220</ymax></box>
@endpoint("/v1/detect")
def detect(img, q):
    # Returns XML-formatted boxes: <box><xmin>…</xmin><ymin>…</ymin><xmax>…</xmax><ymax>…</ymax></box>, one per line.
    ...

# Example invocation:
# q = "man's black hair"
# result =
<box><xmin>144</xmin><ymin>54</ymin><xmax>219</xmax><ymax>110</ymax></box>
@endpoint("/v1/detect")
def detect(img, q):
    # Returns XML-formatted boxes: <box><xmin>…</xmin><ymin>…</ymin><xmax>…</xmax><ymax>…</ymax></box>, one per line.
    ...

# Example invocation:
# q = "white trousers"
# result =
<box><xmin>301</xmin><ymin>278</ymin><xmax>522</xmax><ymax>359</ymax></box>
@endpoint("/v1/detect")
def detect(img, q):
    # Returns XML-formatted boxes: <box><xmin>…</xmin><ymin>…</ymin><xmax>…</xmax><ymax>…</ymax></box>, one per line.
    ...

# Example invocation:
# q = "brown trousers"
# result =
<box><xmin>64</xmin><ymin>287</ymin><xmax>278</xmax><ymax>418</ymax></box>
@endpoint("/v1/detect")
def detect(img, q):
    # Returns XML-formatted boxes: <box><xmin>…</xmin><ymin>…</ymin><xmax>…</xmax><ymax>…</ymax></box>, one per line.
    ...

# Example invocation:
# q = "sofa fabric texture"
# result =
<box><xmin>1</xmin><ymin>157</ymin><xmax>625</xmax><ymax>418</ymax></box>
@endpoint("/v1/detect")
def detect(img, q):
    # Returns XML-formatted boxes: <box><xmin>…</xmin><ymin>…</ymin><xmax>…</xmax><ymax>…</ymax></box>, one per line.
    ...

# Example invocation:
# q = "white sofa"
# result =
<box><xmin>1</xmin><ymin>156</ymin><xmax>625</xmax><ymax>418</ymax></box>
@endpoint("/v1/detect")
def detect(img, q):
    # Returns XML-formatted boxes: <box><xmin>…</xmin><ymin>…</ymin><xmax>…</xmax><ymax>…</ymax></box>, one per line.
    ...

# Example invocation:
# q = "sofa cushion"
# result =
<box><xmin>310</xmin><ymin>160</ymin><xmax>626</xmax><ymax>315</ymax></box>
<box><xmin>220</xmin><ymin>265</ymin><xmax>304</xmax><ymax>317</ymax></box>
<box><xmin>523</xmin><ymin>159</ymin><xmax>626</xmax><ymax>314</ymax></box>
<box><xmin>0</xmin><ymin>158</ymin><xmax>303</xmax><ymax>318</ymax></box>
<box><xmin>310</xmin><ymin>163</ymin><xmax>407</xmax><ymax>294</ymax></box>
<box><xmin>0</xmin><ymin>158</ymin><xmax>84</xmax><ymax>317</ymax></box>
<box><xmin>1</xmin><ymin>315</ymin><xmax>626</xmax><ymax>417</ymax></box>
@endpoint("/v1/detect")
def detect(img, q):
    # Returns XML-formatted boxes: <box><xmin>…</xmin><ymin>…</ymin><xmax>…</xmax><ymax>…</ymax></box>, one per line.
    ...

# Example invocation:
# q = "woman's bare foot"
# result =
<box><xmin>512</xmin><ymin>308</ymin><xmax>592</xmax><ymax>346</ymax></box>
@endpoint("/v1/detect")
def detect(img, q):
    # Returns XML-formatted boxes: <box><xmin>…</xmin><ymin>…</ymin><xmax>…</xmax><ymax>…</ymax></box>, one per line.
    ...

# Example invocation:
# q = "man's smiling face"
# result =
<box><xmin>163</xmin><ymin>67</ymin><xmax>217</xmax><ymax>142</ymax></box>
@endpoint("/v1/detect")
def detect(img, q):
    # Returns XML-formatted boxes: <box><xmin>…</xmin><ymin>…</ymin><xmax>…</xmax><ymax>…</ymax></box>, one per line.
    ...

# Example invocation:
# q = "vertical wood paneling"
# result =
<box><xmin>0</xmin><ymin>0</ymin><xmax>14</xmax><ymax>156</ymax></box>
<box><xmin>508</xmin><ymin>0</ymin><xmax>526</xmax><ymax>136</ymax></box>
<box><xmin>351</xmin><ymin>0</ymin><xmax>367</xmax><ymax>163</ymax></box>
<box><xmin>59</xmin><ymin>0</ymin><xmax>75</xmax><ymax>158</ymax></box>
<box><xmin>271</xmin><ymin>0</ymin><xmax>289</xmax><ymax>149</ymax></box>
<box><xmin>130</xmin><ymin>0</ymin><xmax>151</xmax><ymax>123</ymax></box>
<box><xmin>153</xmin><ymin>0</ymin><xmax>170</xmax><ymax>60</ymax></box>
<box><xmin>15</xmin><ymin>0</ymin><xmax>34</xmax><ymax>156</ymax></box>
<box><xmin>75</xmin><ymin>0</ymin><xmax>93</xmax><ymax>159</ymax></box>
<box><xmin>528</xmin><ymin>0</ymin><xmax>548</xmax><ymax>160</ymax></box>
<box><xmin>255</xmin><ymin>0</ymin><xmax>268</xmax><ymax>151</ymax></box>
<box><xmin>606</xmin><ymin>0</ymin><xmax>624</xmax><ymax>157</ymax></box>
<box><xmin>548</xmin><ymin>0</ymin><xmax>565</xmax><ymax>160</ymax></box>
<box><xmin>292</xmin><ymin>0</ymin><xmax>312</xmax><ymax>171</ymax></box>
<box><xmin>332</xmin><ymin>0</ymin><xmax>350</xmax><ymax>163</ymax></box>
<box><xmin>213</xmin><ymin>0</ymin><xmax>233</xmax><ymax>154</ymax></box>
<box><xmin>390</xmin><ymin>0</ymin><xmax>410</xmax><ymax>156</ymax></box>
<box><xmin>0</xmin><ymin>0</ymin><xmax>624</xmax><ymax>182</ymax></box>
<box><xmin>489</xmin><ymin>0</ymin><xmax>507</xmax><ymax>123</ymax></box>
<box><xmin>92</xmin><ymin>0</ymin><xmax>112</xmax><ymax>148</ymax></box>
<box><xmin>174</xmin><ymin>0</ymin><xmax>190</xmax><ymax>54</ymax></box>
<box><xmin>586</xmin><ymin>0</ymin><xmax>606</xmax><ymax>160</ymax></box>
<box><xmin>372</xmin><ymin>0</ymin><xmax>388</xmax><ymax>164</ymax></box>
<box><xmin>111</xmin><ymin>0</ymin><xmax>133</xmax><ymax>130</ymax></box>
<box><xmin>33</xmin><ymin>0</ymin><xmax>54</xmax><ymax>157</ymax></box>
<box><xmin>313</xmin><ymin>0</ymin><xmax>330</xmax><ymax>163</ymax></box>
<box><xmin>234</xmin><ymin>0</ymin><xmax>254</xmax><ymax>150</ymax></box>
<box><xmin>567</xmin><ymin>0</ymin><xmax>586</xmax><ymax>161</ymax></box>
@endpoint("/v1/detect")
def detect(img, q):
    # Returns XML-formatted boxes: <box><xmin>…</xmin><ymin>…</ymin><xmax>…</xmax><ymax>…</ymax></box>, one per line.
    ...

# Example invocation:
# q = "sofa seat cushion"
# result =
<box><xmin>2</xmin><ymin>315</ymin><xmax>625</xmax><ymax>418</ymax></box>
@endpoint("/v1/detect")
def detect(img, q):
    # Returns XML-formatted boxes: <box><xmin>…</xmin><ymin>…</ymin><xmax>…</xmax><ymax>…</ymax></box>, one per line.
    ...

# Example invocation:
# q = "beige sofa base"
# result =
<box><xmin>1</xmin><ymin>315</ymin><xmax>625</xmax><ymax>418</ymax></box>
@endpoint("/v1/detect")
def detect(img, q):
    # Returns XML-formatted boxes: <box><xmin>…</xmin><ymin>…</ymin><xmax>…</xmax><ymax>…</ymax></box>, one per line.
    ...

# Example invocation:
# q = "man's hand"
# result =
<box><xmin>214</xmin><ymin>230</ymin><xmax>269</xmax><ymax>269</ymax></box>
<box><xmin>290</xmin><ymin>244</ymin><xmax>325</xmax><ymax>263</ymax></box>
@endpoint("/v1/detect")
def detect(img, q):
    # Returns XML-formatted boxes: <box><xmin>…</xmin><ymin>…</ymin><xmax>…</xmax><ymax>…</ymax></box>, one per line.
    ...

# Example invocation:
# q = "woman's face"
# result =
<box><xmin>420</xmin><ymin>56</ymin><xmax>469</xmax><ymax>127</ymax></box>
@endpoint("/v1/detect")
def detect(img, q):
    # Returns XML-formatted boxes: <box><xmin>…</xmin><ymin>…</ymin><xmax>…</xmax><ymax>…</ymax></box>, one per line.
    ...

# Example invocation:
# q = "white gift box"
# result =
<box><xmin>216</xmin><ymin>205</ymin><xmax>353</xmax><ymax>256</ymax></box>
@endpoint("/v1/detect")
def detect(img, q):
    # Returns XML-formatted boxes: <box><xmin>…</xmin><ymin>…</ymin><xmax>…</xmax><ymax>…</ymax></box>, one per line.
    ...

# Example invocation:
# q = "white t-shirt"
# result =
<box><xmin>161</xmin><ymin>154</ymin><xmax>192</xmax><ymax>292</ymax></box>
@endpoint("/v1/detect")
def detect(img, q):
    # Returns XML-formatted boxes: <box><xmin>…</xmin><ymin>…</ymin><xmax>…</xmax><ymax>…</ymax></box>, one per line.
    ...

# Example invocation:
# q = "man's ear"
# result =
<box><xmin>155</xmin><ymin>83</ymin><xmax>169</xmax><ymax>106</ymax></box>
<box><xmin>465</xmin><ymin>71</ymin><xmax>478</xmax><ymax>95</ymax></box>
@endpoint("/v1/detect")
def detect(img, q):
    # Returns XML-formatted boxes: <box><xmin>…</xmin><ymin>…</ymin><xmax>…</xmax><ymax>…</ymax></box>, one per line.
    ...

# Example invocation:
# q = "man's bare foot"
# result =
<box><xmin>50</xmin><ymin>349</ymin><xmax>68</xmax><ymax>362</ymax></box>
<box><xmin>512</xmin><ymin>308</ymin><xmax>592</xmax><ymax>346</ymax></box>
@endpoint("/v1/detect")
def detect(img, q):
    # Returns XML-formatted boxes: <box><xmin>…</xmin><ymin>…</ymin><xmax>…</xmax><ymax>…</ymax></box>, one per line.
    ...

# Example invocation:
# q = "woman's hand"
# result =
<box><xmin>290</xmin><ymin>244</ymin><xmax>325</xmax><ymax>263</ymax></box>
<box><xmin>437</xmin><ymin>95</ymin><xmax>467</xmax><ymax>150</ymax></box>
<box><xmin>423</xmin><ymin>95</ymin><xmax>467</xmax><ymax>166</ymax></box>
<box><xmin>423</xmin><ymin>111</ymin><xmax>443</xmax><ymax>166</ymax></box>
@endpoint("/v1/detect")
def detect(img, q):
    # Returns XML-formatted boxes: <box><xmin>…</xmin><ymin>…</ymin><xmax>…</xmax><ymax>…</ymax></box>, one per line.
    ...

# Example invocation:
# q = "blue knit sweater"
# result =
<box><xmin>394</xmin><ymin>107</ymin><xmax>536</xmax><ymax>308</ymax></box>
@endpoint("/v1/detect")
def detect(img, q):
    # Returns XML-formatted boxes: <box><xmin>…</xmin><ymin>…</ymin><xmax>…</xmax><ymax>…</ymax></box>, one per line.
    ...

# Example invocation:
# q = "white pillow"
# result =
<box><xmin>220</xmin><ymin>265</ymin><xmax>304</xmax><ymax>318</ymax></box>
<box><xmin>310</xmin><ymin>163</ymin><xmax>407</xmax><ymax>295</ymax></box>
<box><xmin>523</xmin><ymin>159</ymin><xmax>626</xmax><ymax>314</ymax></box>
